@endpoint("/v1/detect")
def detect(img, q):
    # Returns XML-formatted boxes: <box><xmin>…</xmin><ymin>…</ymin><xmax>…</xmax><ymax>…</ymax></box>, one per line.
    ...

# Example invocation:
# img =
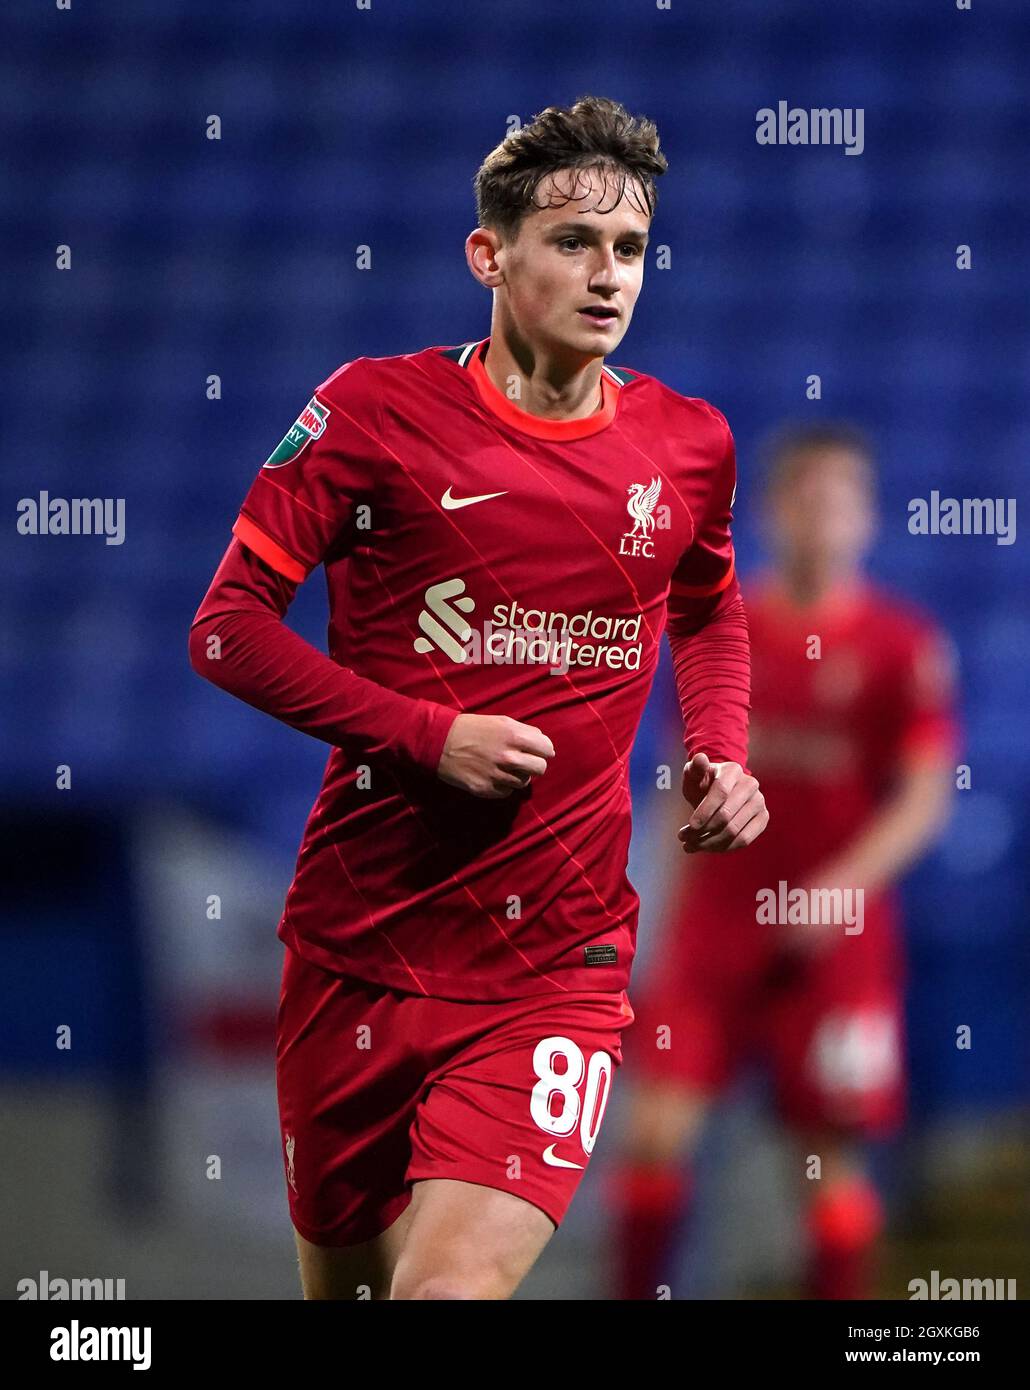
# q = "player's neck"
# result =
<box><xmin>777</xmin><ymin>564</ymin><xmax>863</xmax><ymax>611</ymax></box>
<box><xmin>480</xmin><ymin>326</ymin><xmax>604</xmax><ymax>422</ymax></box>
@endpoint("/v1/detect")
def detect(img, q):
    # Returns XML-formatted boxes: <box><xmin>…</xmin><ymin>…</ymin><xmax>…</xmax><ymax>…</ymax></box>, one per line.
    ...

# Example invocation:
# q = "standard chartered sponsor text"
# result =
<box><xmin>462</xmin><ymin>603</ymin><xmax>644</xmax><ymax>675</ymax></box>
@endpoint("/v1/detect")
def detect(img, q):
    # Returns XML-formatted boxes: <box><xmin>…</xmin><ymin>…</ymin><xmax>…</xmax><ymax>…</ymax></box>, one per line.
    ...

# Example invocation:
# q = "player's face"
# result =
<box><xmin>769</xmin><ymin>450</ymin><xmax>877</xmax><ymax>574</ymax></box>
<box><xmin>491</xmin><ymin>166</ymin><xmax>650</xmax><ymax>358</ymax></box>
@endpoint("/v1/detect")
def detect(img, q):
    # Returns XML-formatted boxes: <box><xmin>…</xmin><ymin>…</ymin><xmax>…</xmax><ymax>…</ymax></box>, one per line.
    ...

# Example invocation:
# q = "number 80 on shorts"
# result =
<box><xmin>530</xmin><ymin>1036</ymin><xmax>613</xmax><ymax>1157</ymax></box>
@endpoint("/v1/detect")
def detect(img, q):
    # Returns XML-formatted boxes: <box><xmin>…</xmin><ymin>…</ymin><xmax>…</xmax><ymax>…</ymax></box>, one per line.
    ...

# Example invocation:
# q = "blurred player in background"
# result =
<box><xmin>612</xmin><ymin>423</ymin><xmax>959</xmax><ymax>1300</ymax></box>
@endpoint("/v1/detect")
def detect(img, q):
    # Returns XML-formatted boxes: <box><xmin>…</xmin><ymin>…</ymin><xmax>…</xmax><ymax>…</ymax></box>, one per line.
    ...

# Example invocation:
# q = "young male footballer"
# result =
<box><xmin>189</xmin><ymin>95</ymin><xmax>768</xmax><ymax>1300</ymax></box>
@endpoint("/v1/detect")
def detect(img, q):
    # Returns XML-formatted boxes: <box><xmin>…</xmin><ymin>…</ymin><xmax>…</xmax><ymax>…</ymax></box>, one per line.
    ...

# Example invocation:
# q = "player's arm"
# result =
<box><xmin>815</xmin><ymin>754</ymin><xmax>953</xmax><ymax>900</ymax></box>
<box><xmin>189</xmin><ymin>368</ymin><xmax>551</xmax><ymax>797</ymax></box>
<box><xmin>665</xmin><ymin>416</ymin><xmax>768</xmax><ymax>853</ymax></box>
<box><xmin>807</xmin><ymin>629</ymin><xmax>960</xmax><ymax>900</ymax></box>
<box><xmin>189</xmin><ymin>536</ymin><xmax>456</xmax><ymax>770</ymax></box>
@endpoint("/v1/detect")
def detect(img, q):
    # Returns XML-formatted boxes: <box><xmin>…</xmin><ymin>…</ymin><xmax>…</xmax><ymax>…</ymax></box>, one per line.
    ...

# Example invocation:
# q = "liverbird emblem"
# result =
<box><xmin>625</xmin><ymin>477</ymin><xmax>662</xmax><ymax>538</ymax></box>
<box><xmin>620</xmin><ymin>477</ymin><xmax>663</xmax><ymax>558</ymax></box>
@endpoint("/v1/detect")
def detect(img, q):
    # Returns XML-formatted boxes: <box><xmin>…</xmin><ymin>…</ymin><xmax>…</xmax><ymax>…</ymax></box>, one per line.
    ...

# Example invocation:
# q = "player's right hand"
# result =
<box><xmin>436</xmin><ymin>714</ymin><xmax>555</xmax><ymax>799</ymax></box>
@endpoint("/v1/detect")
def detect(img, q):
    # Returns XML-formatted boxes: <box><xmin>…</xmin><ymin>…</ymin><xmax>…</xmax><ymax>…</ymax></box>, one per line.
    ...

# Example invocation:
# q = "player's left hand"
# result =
<box><xmin>776</xmin><ymin>859</ymin><xmax>859</xmax><ymax>957</ymax></box>
<box><xmin>678</xmin><ymin>752</ymin><xmax>769</xmax><ymax>853</ymax></box>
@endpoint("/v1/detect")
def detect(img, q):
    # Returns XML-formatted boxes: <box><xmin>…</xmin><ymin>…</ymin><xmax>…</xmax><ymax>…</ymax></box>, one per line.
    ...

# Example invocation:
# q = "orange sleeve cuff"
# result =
<box><xmin>232</xmin><ymin>513</ymin><xmax>309</xmax><ymax>584</ymax></box>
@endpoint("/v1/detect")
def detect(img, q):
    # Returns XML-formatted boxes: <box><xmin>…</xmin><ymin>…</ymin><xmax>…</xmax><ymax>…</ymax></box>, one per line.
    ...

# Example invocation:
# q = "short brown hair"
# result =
<box><xmin>760</xmin><ymin>421</ymin><xmax>876</xmax><ymax>497</ymax></box>
<box><xmin>474</xmin><ymin>95</ymin><xmax>668</xmax><ymax>243</ymax></box>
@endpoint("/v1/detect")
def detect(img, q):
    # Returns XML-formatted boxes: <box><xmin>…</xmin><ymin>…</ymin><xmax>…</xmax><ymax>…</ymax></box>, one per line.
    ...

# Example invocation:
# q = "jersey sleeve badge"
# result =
<box><xmin>263</xmin><ymin>395</ymin><xmax>331</xmax><ymax>469</ymax></box>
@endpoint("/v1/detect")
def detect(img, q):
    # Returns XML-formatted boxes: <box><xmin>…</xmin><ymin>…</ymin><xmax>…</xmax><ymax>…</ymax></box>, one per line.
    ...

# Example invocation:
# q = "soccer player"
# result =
<box><xmin>612</xmin><ymin>424</ymin><xmax>959</xmax><ymax>1300</ymax></box>
<box><xmin>189</xmin><ymin>95</ymin><xmax>768</xmax><ymax>1301</ymax></box>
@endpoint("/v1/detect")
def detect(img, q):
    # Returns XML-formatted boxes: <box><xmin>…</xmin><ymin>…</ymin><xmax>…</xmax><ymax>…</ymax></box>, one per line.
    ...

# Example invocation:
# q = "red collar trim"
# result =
<box><xmin>467</xmin><ymin>338</ymin><xmax>620</xmax><ymax>440</ymax></box>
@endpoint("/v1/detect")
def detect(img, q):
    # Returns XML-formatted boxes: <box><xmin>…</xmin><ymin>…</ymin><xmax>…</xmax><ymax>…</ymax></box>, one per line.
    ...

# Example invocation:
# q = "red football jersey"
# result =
<box><xmin>656</xmin><ymin>575</ymin><xmax>959</xmax><ymax>978</ymax></box>
<box><xmin>230</xmin><ymin>337</ymin><xmax>747</xmax><ymax>1000</ymax></box>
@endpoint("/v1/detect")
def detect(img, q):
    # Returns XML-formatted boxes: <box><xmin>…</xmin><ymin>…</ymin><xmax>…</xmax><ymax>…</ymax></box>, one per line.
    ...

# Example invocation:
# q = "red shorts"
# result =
<box><xmin>627</xmin><ymin>927</ymin><xmax>906</xmax><ymax>1137</ymax></box>
<box><xmin>275</xmin><ymin>943</ymin><xmax>636</xmax><ymax>1246</ymax></box>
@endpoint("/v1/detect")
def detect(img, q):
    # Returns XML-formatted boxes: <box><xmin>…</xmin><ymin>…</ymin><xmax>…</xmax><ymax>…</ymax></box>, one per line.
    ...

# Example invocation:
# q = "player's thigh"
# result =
<box><xmin>391</xmin><ymin>989</ymin><xmax>632</xmax><ymax>1298</ymax></box>
<box><xmin>295</xmin><ymin>1200</ymin><xmax>415</xmax><ymax>1300</ymax></box>
<box><xmin>768</xmin><ymin>982</ymin><xmax>906</xmax><ymax>1139</ymax></box>
<box><xmin>621</xmin><ymin>1077</ymin><xmax>712</xmax><ymax>1163</ymax></box>
<box><xmin>389</xmin><ymin>1177</ymin><xmax>556</xmax><ymax>1301</ymax></box>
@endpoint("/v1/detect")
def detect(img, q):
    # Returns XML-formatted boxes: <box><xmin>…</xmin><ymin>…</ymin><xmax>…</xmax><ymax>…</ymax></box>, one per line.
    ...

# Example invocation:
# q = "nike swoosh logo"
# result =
<box><xmin>542</xmin><ymin>1143</ymin><xmax>584</xmax><ymax>1170</ymax></box>
<box><xmin>441</xmin><ymin>486</ymin><xmax>508</xmax><ymax>510</ymax></box>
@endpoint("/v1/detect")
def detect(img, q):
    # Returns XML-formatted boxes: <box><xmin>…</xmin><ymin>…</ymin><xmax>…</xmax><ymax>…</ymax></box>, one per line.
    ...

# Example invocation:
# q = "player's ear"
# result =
<box><xmin>466</xmin><ymin>228</ymin><xmax>504</xmax><ymax>287</ymax></box>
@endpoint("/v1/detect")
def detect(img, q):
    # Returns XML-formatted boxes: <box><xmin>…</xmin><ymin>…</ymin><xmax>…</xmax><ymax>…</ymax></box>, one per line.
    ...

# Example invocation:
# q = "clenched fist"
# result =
<box><xmin>437</xmin><ymin>713</ymin><xmax>555</xmax><ymax>799</ymax></box>
<box><xmin>677</xmin><ymin>751</ymin><xmax>769</xmax><ymax>853</ymax></box>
